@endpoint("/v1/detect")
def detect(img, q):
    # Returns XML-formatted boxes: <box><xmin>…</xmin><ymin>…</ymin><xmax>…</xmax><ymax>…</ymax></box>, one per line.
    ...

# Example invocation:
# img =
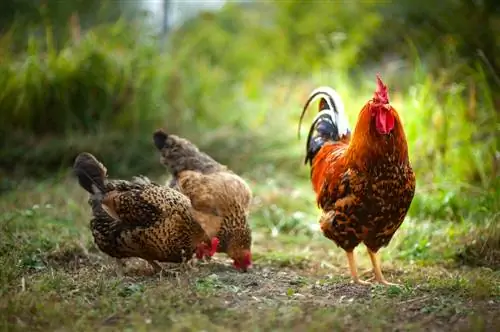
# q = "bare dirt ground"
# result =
<box><xmin>3</xmin><ymin>237</ymin><xmax>497</xmax><ymax>332</ymax></box>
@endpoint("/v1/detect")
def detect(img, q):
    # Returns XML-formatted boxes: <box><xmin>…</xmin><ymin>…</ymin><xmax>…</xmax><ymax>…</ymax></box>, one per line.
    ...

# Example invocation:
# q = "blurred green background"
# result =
<box><xmin>0</xmin><ymin>0</ymin><xmax>498</xmax><ymax>234</ymax></box>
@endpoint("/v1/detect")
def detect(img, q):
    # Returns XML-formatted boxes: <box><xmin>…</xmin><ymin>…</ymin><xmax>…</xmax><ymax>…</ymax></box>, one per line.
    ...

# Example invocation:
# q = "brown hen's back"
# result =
<box><xmin>178</xmin><ymin>170</ymin><xmax>252</xmax><ymax>249</ymax></box>
<box><xmin>73</xmin><ymin>152</ymin><xmax>207</xmax><ymax>270</ymax></box>
<box><xmin>153</xmin><ymin>130</ymin><xmax>253</xmax><ymax>271</ymax></box>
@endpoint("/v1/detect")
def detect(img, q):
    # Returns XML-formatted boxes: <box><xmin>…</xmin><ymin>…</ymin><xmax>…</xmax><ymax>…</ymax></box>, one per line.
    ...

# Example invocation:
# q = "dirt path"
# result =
<box><xmin>5</xmin><ymin>243</ymin><xmax>492</xmax><ymax>332</ymax></box>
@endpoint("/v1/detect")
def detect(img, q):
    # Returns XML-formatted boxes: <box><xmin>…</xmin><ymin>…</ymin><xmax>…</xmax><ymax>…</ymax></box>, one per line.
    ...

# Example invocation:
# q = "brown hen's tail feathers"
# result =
<box><xmin>152</xmin><ymin>129</ymin><xmax>223</xmax><ymax>175</ymax></box>
<box><xmin>73</xmin><ymin>152</ymin><xmax>107</xmax><ymax>195</ymax></box>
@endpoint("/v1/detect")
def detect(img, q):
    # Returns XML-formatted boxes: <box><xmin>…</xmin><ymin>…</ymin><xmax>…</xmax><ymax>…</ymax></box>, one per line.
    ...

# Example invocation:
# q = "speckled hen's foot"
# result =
<box><xmin>143</xmin><ymin>261</ymin><xmax>178</xmax><ymax>278</ymax></box>
<box><xmin>148</xmin><ymin>260</ymin><xmax>163</xmax><ymax>274</ymax></box>
<box><xmin>114</xmin><ymin>258</ymin><xmax>126</xmax><ymax>277</ymax></box>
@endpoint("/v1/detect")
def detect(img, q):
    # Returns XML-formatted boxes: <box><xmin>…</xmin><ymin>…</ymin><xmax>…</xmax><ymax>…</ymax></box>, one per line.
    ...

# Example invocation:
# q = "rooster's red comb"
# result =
<box><xmin>374</xmin><ymin>74</ymin><xmax>389</xmax><ymax>104</ymax></box>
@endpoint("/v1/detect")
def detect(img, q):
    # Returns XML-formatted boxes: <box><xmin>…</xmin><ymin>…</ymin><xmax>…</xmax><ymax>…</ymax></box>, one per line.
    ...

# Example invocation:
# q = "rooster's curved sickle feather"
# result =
<box><xmin>297</xmin><ymin>86</ymin><xmax>347</xmax><ymax>139</ymax></box>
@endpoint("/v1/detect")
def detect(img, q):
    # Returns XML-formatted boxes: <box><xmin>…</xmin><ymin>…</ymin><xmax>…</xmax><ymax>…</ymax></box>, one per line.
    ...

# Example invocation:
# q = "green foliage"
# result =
<box><xmin>0</xmin><ymin>1</ymin><xmax>498</xmax><ymax>223</ymax></box>
<box><xmin>375</xmin><ymin>0</ymin><xmax>500</xmax><ymax>79</ymax></box>
<box><xmin>171</xmin><ymin>1</ymin><xmax>382</xmax><ymax>78</ymax></box>
<box><xmin>0</xmin><ymin>19</ymin><xmax>170</xmax><ymax>135</ymax></box>
<box><xmin>0</xmin><ymin>0</ymin><xmax>140</xmax><ymax>32</ymax></box>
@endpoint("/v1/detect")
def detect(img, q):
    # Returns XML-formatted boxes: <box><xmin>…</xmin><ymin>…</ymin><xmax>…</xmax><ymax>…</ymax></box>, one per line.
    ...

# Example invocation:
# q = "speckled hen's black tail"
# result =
<box><xmin>73</xmin><ymin>152</ymin><xmax>107</xmax><ymax>194</ymax></box>
<box><xmin>298</xmin><ymin>87</ymin><xmax>351</xmax><ymax>166</ymax></box>
<box><xmin>153</xmin><ymin>129</ymin><xmax>224</xmax><ymax>176</ymax></box>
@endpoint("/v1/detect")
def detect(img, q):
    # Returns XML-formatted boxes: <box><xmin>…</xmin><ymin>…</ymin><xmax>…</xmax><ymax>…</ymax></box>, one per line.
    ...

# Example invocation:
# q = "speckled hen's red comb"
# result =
<box><xmin>374</xmin><ymin>74</ymin><xmax>389</xmax><ymax>104</ymax></box>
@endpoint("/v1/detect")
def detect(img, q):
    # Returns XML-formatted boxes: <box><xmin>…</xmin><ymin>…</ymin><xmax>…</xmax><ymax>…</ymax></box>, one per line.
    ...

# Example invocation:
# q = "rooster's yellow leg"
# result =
<box><xmin>367</xmin><ymin>249</ymin><xmax>399</xmax><ymax>286</ymax></box>
<box><xmin>346</xmin><ymin>251</ymin><xmax>371</xmax><ymax>285</ymax></box>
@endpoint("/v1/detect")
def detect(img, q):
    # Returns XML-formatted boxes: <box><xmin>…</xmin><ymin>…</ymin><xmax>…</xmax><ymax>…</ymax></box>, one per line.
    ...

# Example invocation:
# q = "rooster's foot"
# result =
<box><xmin>375</xmin><ymin>278</ymin><xmax>400</xmax><ymax>287</ymax></box>
<box><xmin>352</xmin><ymin>277</ymin><xmax>372</xmax><ymax>286</ymax></box>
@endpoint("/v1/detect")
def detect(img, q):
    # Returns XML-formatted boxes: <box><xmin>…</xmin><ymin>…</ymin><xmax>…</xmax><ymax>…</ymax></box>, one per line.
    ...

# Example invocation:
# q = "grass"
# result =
<box><xmin>1</xmin><ymin>173</ymin><xmax>499</xmax><ymax>331</ymax></box>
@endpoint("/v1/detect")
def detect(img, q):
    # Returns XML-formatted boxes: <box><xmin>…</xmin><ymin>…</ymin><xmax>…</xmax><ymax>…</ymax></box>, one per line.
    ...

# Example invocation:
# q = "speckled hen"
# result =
<box><xmin>73</xmin><ymin>152</ymin><xmax>207</xmax><ymax>275</ymax></box>
<box><xmin>152</xmin><ymin>130</ymin><xmax>253</xmax><ymax>272</ymax></box>
<box><xmin>298</xmin><ymin>75</ymin><xmax>416</xmax><ymax>285</ymax></box>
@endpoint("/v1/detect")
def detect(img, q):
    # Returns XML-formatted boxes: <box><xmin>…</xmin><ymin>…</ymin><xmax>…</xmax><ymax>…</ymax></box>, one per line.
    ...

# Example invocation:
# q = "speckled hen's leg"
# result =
<box><xmin>179</xmin><ymin>250</ymin><xmax>196</xmax><ymax>271</ymax></box>
<box><xmin>367</xmin><ymin>249</ymin><xmax>399</xmax><ymax>286</ymax></box>
<box><xmin>115</xmin><ymin>258</ymin><xmax>126</xmax><ymax>277</ymax></box>
<box><xmin>185</xmin><ymin>257</ymin><xmax>196</xmax><ymax>269</ymax></box>
<box><xmin>346</xmin><ymin>251</ymin><xmax>371</xmax><ymax>285</ymax></box>
<box><xmin>146</xmin><ymin>261</ymin><xmax>177</xmax><ymax>278</ymax></box>
<box><xmin>148</xmin><ymin>260</ymin><xmax>163</xmax><ymax>274</ymax></box>
<box><xmin>179</xmin><ymin>259</ymin><xmax>194</xmax><ymax>272</ymax></box>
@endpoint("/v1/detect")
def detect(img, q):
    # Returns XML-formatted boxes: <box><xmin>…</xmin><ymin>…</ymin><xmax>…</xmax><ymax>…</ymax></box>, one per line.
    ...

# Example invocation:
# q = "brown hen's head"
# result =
<box><xmin>227</xmin><ymin>225</ymin><xmax>252</xmax><ymax>272</ymax></box>
<box><xmin>231</xmin><ymin>249</ymin><xmax>252</xmax><ymax>272</ymax></box>
<box><xmin>371</xmin><ymin>74</ymin><xmax>395</xmax><ymax>135</ymax></box>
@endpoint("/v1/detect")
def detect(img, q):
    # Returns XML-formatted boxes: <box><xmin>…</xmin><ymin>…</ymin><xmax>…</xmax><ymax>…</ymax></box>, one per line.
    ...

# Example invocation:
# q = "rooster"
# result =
<box><xmin>298</xmin><ymin>75</ymin><xmax>416</xmax><ymax>285</ymax></box>
<box><xmin>153</xmin><ymin>130</ymin><xmax>253</xmax><ymax>272</ymax></box>
<box><xmin>73</xmin><ymin>152</ymin><xmax>207</xmax><ymax>275</ymax></box>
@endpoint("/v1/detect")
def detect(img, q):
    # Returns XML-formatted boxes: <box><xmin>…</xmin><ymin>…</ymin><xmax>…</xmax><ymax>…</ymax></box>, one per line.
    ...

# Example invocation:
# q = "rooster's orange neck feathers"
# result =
<box><xmin>343</xmin><ymin>76</ymin><xmax>409</xmax><ymax>171</ymax></box>
<box><xmin>346</xmin><ymin>103</ymin><xmax>409</xmax><ymax>171</ymax></box>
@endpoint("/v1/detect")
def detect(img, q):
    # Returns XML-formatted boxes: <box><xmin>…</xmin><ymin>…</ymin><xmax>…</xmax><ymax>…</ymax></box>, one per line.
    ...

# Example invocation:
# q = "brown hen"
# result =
<box><xmin>152</xmin><ymin>130</ymin><xmax>253</xmax><ymax>272</ymax></box>
<box><xmin>298</xmin><ymin>75</ymin><xmax>416</xmax><ymax>285</ymax></box>
<box><xmin>73</xmin><ymin>152</ymin><xmax>207</xmax><ymax>275</ymax></box>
